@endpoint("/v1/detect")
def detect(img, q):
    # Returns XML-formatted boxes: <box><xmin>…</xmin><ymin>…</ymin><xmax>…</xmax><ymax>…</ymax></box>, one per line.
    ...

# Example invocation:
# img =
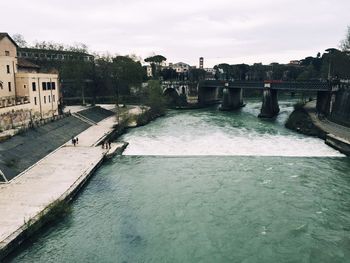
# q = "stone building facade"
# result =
<box><xmin>0</xmin><ymin>33</ymin><xmax>60</xmax><ymax>131</ymax></box>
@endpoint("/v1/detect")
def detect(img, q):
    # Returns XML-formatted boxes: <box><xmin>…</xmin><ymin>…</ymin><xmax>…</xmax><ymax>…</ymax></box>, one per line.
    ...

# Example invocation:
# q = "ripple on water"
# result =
<box><xmin>8</xmin><ymin>102</ymin><xmax>350</xmax><ymax>263</ymax></box>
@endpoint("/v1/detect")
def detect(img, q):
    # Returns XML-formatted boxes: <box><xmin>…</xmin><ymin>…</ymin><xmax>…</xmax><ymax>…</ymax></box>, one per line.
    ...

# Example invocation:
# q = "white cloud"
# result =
<box><xmin>1</xmin><ymin>0</ymin><xmax>349</xmax><ymax>67</ymax></box>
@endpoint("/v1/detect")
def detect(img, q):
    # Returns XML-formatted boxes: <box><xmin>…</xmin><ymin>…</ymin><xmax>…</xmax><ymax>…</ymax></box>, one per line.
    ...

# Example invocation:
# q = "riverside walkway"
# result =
<box><xmin>304</xmin><ymin>101</ymin><xmax>350</xmax><ymax>141</ymax></box>
<box><xmin>304</xmin><ymin>101</ymin><xmax>350</xmax><ymax>154</ymax></box>
<box><xmin>0</xmin><ymin>107</ymin><xmax>133</xmax><ymax>260</ymax></box>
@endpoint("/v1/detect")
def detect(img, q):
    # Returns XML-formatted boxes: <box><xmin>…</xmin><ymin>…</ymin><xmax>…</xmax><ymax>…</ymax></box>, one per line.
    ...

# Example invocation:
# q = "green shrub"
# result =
<box><xmin>293</xmin><ymin>101</ymin><xmax>305</xmax><ymax>110</ymax></box>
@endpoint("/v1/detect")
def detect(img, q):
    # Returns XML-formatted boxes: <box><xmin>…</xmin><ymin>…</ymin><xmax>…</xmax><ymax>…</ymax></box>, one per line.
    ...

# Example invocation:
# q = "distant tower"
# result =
<box><xmin>199</xmin><ymin>57</ymin><xmax>204</xmax><ymax>69</ymax></box>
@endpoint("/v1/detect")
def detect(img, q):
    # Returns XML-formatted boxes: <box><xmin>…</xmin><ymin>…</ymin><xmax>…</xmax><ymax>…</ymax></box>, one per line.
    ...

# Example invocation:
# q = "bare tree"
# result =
<box><xmin>340</xmin><ymin>26</ymin><xmax>350</xmax><ymax>51</ymax></box>
<box><xmin>12</xmin><ymin>33</ymin><xmax>27</xmax><ymax>47</ymax></box>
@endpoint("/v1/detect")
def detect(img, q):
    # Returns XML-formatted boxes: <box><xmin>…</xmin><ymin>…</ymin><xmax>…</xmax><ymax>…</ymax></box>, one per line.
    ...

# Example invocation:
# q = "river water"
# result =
<box><xmin>9</xmin><ymin>100</ymin><xmax>350</xmax><ymax>263</ymax></box>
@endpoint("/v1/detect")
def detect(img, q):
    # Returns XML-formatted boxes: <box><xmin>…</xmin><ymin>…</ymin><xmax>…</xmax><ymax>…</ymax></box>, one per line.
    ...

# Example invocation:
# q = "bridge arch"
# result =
<box><xmin>163</xmin><ymin>87</ymin><xmax>180</xmax><ymax>106</ymax></box>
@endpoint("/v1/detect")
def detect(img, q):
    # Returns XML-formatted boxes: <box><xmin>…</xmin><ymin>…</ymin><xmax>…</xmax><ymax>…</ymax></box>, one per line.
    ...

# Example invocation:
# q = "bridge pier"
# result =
<box><xmin>220</xmin><ymin>87</ymin><xmax>244</xmax><ymax>111</ymax></box>
<box><xmin>259</xmin><ymin>89</ymin><xmax>280</xmax><ymax>118</ymax></box>
<box><xmin>198</xmin><ymin>86</ymin><xmax>220</xmax><ymax>106</ymax></box>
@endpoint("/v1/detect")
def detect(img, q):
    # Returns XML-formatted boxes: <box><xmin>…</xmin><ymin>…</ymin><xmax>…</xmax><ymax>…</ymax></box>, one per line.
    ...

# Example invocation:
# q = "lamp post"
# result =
<box><xmin>112</xmin><ymin>73</ymin><xmax>120</xmax><ymax>125</ymax></box>
<box><xmin>325</xmin><ymin>48</ymin><xmax>336</xmax><ymax>80</ymax></box>
<box><xmin>84</xmin><ymin>79</ymin><xmax>93</xmax><ymax>106</ymax></box>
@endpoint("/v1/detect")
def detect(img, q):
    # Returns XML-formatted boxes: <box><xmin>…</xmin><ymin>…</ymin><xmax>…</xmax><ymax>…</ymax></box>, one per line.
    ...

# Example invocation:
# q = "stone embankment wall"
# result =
<box><xmin>0</xmin><ymin>109</ymin><xmax>45</xmax><ymax>132</ymax></box>
<box><xmin>0</xmin><ymin>115</ymin><xmax>91</xmax><ymax>181</ymax></box>
<box><xmin>0</xmin><ymin>105</ymin><xmax>57</xmax><ymax>132</ymax></box>
<box><xmin>329</xmin><ymin>85</ymin><xmax>350</xmax><ymax>127</ymax></box>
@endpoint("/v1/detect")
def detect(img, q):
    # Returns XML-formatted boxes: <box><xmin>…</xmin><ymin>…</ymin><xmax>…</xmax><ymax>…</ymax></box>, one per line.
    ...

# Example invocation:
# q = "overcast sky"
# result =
<box><xmin>2</xmin><ymin>0</ymin><xmax>349</xmax><ymax>67</ymax></box>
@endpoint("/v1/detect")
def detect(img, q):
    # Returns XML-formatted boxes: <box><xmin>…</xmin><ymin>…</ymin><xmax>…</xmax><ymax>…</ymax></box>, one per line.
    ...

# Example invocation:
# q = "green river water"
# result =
<box><xmin>7</xmin><ymin>100</ymin><xmax>350</xmax><ymax>263</ymax></box>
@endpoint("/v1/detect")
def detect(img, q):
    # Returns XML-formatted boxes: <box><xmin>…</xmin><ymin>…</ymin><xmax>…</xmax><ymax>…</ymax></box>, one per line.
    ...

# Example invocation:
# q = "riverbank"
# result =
<box><xmin>286</xmin><ymin>101</ymin><xmax>350</xmax><ymax>155</ymax></box>
<box><xmin>5</xmin><ymin>101</ymin><xmax>349</xmax><ymax>263</ymax></box>
<box><xmin>0</xmin><ymin>105</ymin><xmax>158</xmax><ymax>261</ymax></box>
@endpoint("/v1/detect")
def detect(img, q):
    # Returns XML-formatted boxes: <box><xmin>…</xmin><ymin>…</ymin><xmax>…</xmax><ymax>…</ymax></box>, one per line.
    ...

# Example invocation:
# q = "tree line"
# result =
<box><xmin>11</xmin><ymin>26</ymin><xmax>350</xmax><ymax>106</ymax></box>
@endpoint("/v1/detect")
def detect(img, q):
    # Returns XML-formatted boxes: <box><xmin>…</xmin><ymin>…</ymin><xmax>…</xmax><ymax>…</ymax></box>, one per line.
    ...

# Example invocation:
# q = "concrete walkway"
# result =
<box><xmin>75</xmin><ymin>116</ymin><xmax>117</xmax><ymax>147</ymax></box>
<box><xmin>0</xmin><ymin>106</ymin><xmax>133</xmax><ymax>259</ymax></box>
<box><xmin>304</xmin><ymin>101</ymin><xmax>350</xmax><ymax>142</ymax></box>
<box><xmin>304</xmin><ymin>101</ymin><xmax>350</xmax><ymax>155</ymax></box>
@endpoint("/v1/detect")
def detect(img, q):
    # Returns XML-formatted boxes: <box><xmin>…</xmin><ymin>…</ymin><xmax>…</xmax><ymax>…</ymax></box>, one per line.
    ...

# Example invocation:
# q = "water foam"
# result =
<box><xmin>122</xmin><ymin>102</ymin><xmax>344</xmax><ymax>157</ymax></box>
<box><xmin>123</xmin><ymin>131</ymin><xmax>343</xmax><ymax>157</ymax></box>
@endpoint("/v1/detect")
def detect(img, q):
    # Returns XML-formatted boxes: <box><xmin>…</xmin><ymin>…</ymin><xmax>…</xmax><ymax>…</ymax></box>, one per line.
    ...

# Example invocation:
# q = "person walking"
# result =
<box><xmin>72</xmin><ymin>138</ymin><xmax>76</xmax><ymax>147</ymax></box>
<box><xmin>76</xmin><ymin>137</ymin><xmax>79</xmax><ymax>144</ymax></box>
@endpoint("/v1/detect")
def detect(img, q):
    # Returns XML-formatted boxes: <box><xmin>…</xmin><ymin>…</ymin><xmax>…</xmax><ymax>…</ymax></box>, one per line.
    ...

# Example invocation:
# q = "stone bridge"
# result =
<box><xmin>198</xmin><ymin>80</ymin><xmax>334</xmax><ymax>118</ymax></box>
<box><xmin>161</xmin><ymin>81</ymin><xmax>190</xmax><ymax>105</ymax></box>
<box><xmin>162</xmin><ymin>81</ymin><xmax>189</xmax><ymax>96</ymax></box>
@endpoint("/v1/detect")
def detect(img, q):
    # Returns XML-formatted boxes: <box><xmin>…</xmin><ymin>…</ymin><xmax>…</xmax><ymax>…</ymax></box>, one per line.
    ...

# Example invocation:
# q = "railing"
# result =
<box><xmin>199</xmin><ymin>80</ymin><xmax>332</xmax><ymax>91</ymax></box>
<box><xmin>0</xmin><ymin>168</ymin><xmax>8</xmax><ymax>183</ymax></box>
<box><xmin>0</xmin><ymin>96</ymin><xmax>30</xmax><ymax>108</ymax></box>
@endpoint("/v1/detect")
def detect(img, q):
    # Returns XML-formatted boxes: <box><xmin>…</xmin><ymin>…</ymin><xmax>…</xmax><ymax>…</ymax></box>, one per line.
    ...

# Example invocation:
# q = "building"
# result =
<box><xmin>199</xmin><ymin>57</ymin><xmax>204</xmax><ymax>69</ymax></box>
<box><xmin>170</xmin><ymin>62</ymin><xmax>191</xmax><ymax>73</ymax></box>
<box><xmin>0</xmin><ymin>33</ymin><xmax>60</xmax><ymax>130</ymax></box>
<box><xmin>204</xmin><ymin>68</ymin><xmax>216</xmax><ymax>80</ymax></box>
<box><xmin>17</xmin><ymin>47</ymin><xmax>94</xmax><ymax>62</ymax></box>
<box><xmin>144</xmin><ymin>65</ymin><xmax>153</xmax><ymax>77</ymax></box>
<box><xmin>289</xmin><ymin>60</ymin><xmax>300</xmax><ymax>65</ymax></box>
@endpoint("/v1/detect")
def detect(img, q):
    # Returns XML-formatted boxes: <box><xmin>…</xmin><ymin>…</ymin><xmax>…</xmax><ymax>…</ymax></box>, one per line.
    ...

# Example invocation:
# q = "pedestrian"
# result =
<box><xmin>108</xmin><ymin>141</ymin><xmax>111</xmax><ymax>149</ymax></box>
<box><xmin>71</xmin><ymin>136</ymin><xmax>75</xmax><ymax>146</ymax></box>
<box><xmin>102</xmin><ymin>141</ymin><xmax>105</xmax><ymax>149</ymax></box>
<box><xmin>76</xmin><ymin>137</ymin><xmax>79</xmax><ymax>144</ymax></box>
<box><xmin>73</xmin><ymin>138</ymin><xmax>76</xmax><ymax>147</ymax></box>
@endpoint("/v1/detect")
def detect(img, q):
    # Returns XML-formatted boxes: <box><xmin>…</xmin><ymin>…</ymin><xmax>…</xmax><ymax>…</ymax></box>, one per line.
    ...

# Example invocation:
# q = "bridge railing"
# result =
<box><xmin>199</xmin><ymin>80</ymin><xmax>331</xmax><ymax>91</ymax></box>
<box><xmin>268</xmin><ymin>81</ymin><xmax>330</xmax><ymax>91</ymax></box>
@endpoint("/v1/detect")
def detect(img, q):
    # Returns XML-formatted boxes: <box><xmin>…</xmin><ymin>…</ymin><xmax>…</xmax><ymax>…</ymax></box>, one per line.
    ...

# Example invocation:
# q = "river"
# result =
<box><xmin>8</xmin><ymin>99</ymin><xmax>350</xmax><ymax>263</ymax></box>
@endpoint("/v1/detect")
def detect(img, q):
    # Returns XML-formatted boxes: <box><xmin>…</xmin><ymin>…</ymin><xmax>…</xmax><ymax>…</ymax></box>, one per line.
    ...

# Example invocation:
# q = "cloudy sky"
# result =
<box><xmin>2</xmin><ymin>0</ymin><xmax>349</xmax><ymax>67</ymax></box>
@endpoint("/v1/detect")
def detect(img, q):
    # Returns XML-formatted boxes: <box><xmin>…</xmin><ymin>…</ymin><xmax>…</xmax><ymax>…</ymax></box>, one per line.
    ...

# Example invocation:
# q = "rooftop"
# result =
<box><xmin>17</xmin><ymin>58</ymin><xmax>40</xmax><ymax>69</ymax></box>
<box><xmin>0</xmin><ymin>33</ymin><xmax>18</xmax><ymax>47</ymax></box>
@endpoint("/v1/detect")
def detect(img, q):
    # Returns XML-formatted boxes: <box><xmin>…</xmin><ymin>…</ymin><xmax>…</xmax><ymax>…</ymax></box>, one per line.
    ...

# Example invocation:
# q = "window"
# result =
<box><xmin>8</xmin><ymin>82</ymin><xmax>11</xmax><ymax>92</ymax></box>
<box><xmin>24</xmin><ymin>85</ymin><xmax>27</xmax><ymax>89</ymax></box>
<box><xmin>51</xmin><ymin>82</ymin><xmax>56</xmax><ymax>90</ymax></box>
<box><xmin>48</xmin><ymin>95</ymin><xmax>51</xmax><ymax>103</ymax></box>
<box><xmin>34</xmin><ymin>97</ymin><xmax>37</xmax><ymax>105</ymax></box>
<box><xmin>44</xmin><ymin>96</ymin><xmax>46</xmax><ymax>104</ymax></box>
<box><xmin>5</xmin><ymin>51</ymin><xmax>9</xmax><ymax>56</ymax></box>
<box><xmin>47</xmin><ymin>82</ymin><xmax>51</xmax><ymax>90</ymax></box>
<box><xmin>42</xmin><ymin>82</ymin><xmax>47</xmax><ymax>90</ymax></box>
<box><xmin>6</xmin><ymin>65</ymin><xmax>10</xmax><ymax>74</ymax></box>
<box><xmin>53</xmin><ymin>95</ymin><xmax>55</xmax><ymax>102</ymax></box>
<box><xmin>32</xmin><ymin>82</ymin><xmax>36</xmax><ymax>91</ymax></box>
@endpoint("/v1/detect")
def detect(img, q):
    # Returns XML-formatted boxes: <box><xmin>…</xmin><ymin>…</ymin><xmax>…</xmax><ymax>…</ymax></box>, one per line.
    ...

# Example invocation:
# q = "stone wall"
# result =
<box><xmin>329</xmin><ymin>84</ymin><xmax>350</xmax><ymax>127</ymax></box>
<box><xmin>1</xmin><ymin>109</ymin><xmax>31</xmax><ymax>131</ymax></box>
<box><xmin>0</xmin><ymin>106</ymin><xmax>45</xmax><ymax>131</ymax></box>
